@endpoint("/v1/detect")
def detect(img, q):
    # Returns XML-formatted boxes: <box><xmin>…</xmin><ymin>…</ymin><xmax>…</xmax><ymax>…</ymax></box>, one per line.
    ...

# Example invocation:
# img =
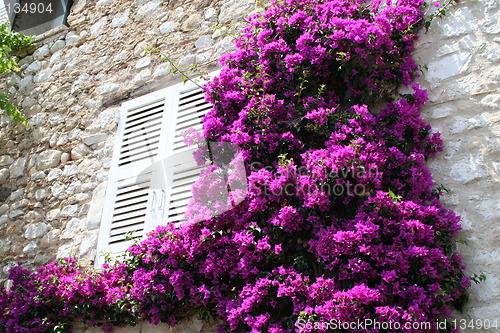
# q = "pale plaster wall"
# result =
<box><xmin>0</xmin><ymin>0</ymin><xmax>498</xmax><ymax>332</ymax></box>
<box><xmin>415</xmin><ymin>1</ymin><xmax>500</xmax><ymax>331</ymax></box>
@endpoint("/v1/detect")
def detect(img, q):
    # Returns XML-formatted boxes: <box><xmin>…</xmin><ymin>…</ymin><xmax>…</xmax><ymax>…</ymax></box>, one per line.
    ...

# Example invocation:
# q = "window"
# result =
<box><xmin>0</xmin><ymin>0</ymin><xmax>17</xmax><ymax>24</ymax></box>
<box><xmin>0</xmin><ymin>0</ymin><xmax>73</xmax><ymax>36</ymax></box>
<box><xmin>95</xmin><ymin>78</ymin><xmax>213</xmax><ymax>266</ymax></box>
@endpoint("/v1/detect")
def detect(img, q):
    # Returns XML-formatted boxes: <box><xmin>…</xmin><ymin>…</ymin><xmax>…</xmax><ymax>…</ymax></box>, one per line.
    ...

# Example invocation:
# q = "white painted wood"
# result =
<box><xmin>0</xmin><ymin>0</ymin><xmax>11</xmax><ymax>25</ymax></box>
<box><xmin>95</xmin><ymin>89</ymin><xmax>172</xmax><ymax>266</ymax></box>
<box><xmin>95</xmin><ymin>74</ymin><xmax>216</xmax><ymax>266</ymax></box>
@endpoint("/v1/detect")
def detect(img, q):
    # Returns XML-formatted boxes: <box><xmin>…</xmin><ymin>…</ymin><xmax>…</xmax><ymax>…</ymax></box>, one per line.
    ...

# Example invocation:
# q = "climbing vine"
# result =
<box><xmin>0</xmin><ymin>0</ymin><xmax>469</xmax><ymax>332</ymax></box>
<box><xmin>0</xmin><ymin>22</ymin><xmax>33</xmax><ymax>126</ymax></box>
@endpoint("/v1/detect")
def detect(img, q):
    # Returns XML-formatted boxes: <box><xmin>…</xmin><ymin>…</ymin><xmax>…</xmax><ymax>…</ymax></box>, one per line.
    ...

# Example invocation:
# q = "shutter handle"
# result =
<box><xmin>151</xmin><ymin>191</ymin><xmax>157</xmax><ymax>212</ymax></box>
<box><xmin>159</xmin><ymin>190</ymin><xmax>166</xmax><ymax>210</ymax></box>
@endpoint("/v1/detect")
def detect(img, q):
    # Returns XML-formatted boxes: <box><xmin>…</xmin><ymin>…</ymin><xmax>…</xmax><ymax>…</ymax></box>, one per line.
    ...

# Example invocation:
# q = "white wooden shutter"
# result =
<box><xmin>95</xmin><ymin>76</ymin><xmax>215</xmax><ymax>266</ymax></box>
<box><xmin>161</xmin><ymin>81</ymin><xmax>212</xmax><ymax>226</ymax></box>
<box><xmin>0</xmin><ymin>0</ymin><xmax>18</xmax><ymax>25</ymax></box>
<box><xmin>104</xmin><ymin>170</ymin><xmax>154</xmax><ymax>248</ymax></box>
<box><xmin>0</xmin><ymin>2</ymin><xmax>8</xmax><ymax>24</ymax></box>
<box><xmin>95</xmin><ymin>88</ymin><xmax>176</xmax><ymax>265</ymax></box>
<box><xmin>171</xmin><ymin>82</ymin><xmax>212</xmax><ymax>153</ymax></box>
<box><xmin>162</xmin><ymin>150</ymin><xmax>203</xmax><ymax>225</ymax></box>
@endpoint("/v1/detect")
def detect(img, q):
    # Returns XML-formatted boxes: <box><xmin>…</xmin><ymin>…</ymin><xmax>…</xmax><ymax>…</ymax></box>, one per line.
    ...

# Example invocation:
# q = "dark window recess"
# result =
<box><xmin>0</xmin><ymin>188</ymin><xmax>11</xmax><ymax>203</ymax></box>
<box><xmin>10</xmin><ymin>0</ymin><xmax>73</xmax><ymax>36</ymax></box>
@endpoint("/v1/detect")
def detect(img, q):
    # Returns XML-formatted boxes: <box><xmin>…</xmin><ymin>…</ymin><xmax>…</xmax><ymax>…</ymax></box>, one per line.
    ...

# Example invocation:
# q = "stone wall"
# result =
<box><xmin>0</xmin><ymin>0</ymin><xmax>258</xmax><ymax>275</ymax></box>
<box><xmin>0</xmin><ymin>0</ymin><xmax>498</xmax><ymax>332</ymax></box>
<box><xmin>414</xmin><ymin>0</ymin><xmax>500</xmax><ymax>331</ymax></box>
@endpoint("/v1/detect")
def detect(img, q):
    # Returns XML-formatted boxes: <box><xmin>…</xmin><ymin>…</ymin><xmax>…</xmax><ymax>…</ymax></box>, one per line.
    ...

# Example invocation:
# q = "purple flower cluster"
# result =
<box><xmin>0</xmin><ymin>0</ymin><xmax>469</xmax><ymax>332</ymax></box>
<box><xmin>0</xmin><ymin>258</ymin><xmax>135</xmax><ymax>332</ymax></box>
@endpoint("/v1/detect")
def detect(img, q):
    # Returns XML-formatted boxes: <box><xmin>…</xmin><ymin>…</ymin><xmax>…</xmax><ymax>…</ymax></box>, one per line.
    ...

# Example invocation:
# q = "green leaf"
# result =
<box><xmin>388</xmin><ymin>189</ymin><xmax>402</xmax><ymax>202</ymax></box>
<box><xmin>0</xmin><ymin>94</ymin><xmax>31</xmax><ymax>127</ymax></box>
<box><xmin>0</xmin><ymin>23</ymin><xmax>33</xmax><ymax>126</ymax></box>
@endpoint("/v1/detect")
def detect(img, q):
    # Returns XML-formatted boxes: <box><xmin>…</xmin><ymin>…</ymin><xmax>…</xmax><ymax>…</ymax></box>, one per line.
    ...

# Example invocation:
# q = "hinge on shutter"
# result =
<box><xmin>90</xmin><ymin>249</ymin><xmax>97</xmax><ymax>266</ymax></box>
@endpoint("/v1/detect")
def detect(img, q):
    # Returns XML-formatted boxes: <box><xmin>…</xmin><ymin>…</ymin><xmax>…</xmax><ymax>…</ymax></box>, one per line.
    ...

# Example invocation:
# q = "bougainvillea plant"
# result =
<box><xmin>0</xmin><ymin>0</ymin><xmax>468</xmax><ymax>332</ymax></box>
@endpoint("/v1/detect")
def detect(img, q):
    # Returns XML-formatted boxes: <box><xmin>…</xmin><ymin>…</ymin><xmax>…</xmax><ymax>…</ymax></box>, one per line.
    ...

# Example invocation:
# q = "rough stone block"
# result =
<box><xmin>50</xmin><ymin>40</ymin><xmax>66</xmax><ymax>54</ymax></box>
<box><xmin>61</xmin><ymin>153</ymin><xmax>71</xmax><ymax>164</ymax></box>
<box><xmin>61</xmin><ymin>204</ymin><xmax>79</xmax><ymax>217</ymax></box>
<box><xmin>22</xmin><ymin>241</ymin><xmax>37</xmax><ymax>255</ymax></box>
<box><xmin>34</xmin><ymin>68</ymin><xmax>53</xmax><ymax>83</ymax></box>
<box><xmin>71</xmin><ymin>145</ymin><xmax>91</xmax><ymax>160</ymax></box>
<box><xmin>9</xmin><ymin>157</ymin><xmax>26</xmax><ymax>179</ymax></box>
<box><xmin>0</xmin><ymin>155</ymin><xmax>14</xmax><ymax>167</ymax></box>
<box><xmin>65</xmin><ymin>32</ymin><xmax>82</xmax><ymax>45</ymax></box>
<box><xmin>426</xmin><ymin>52</ymin><xmax>471</xmax><ymax>81</ymax></box>
<box><xmin>25</xmin><ymin>61</ymin><xmax>42</xmax><ymax>73</ymax></box>
<box><xmin>62</xmin><ymin>164</ymin><xmax>78</xmax><ymax>177</ymax></box>
<box><xmin>51</xmin><ymin>183</ymin><xmax>66</xmax><ymax>199</ymax></box>
<box><xmin>35</xmin><ymin>189</ymin><xmax>47</xmax><ymax>201</ymax></box>
<box><xmin>135</xmin><ymin>56</ymin><xmax>151</xmax><ymax>69</ymax></box>
<box><xmin>31</xmin><ymin>170</ymin><xmax>46</xmax><ymax>181</ymax></box>
<box><xmin>36</xmin><ymin>150</ymin><xmax>63</xmax><ymax>170</ymax></box>
<box><xmin>195</xmin><ymin>35</ymin><xmax>212</xmax><ymax>49</ymax></box>
<box><xmin>47</xmin><ymin>168</ymin><xmax>63</xmax><ymax>182</ymax></box>
<box><xmin>0</xmin><ymin>215</ymin><xmax>9</xmax><ymax>229</ymax></box>
<box><xmin>8</xmin><ymin>189</ymin><xmax>24</xmax><ymax>201</ymax></box>
<box><xmin>0</xmin><ymin>168</ymin><xmax>9</xmax><ymax>182</ymax></box>
<box><xmin>90</xmin><ymin>17</ymin><xmax>108</xmax><ymax>37</ymax></box>
<box><xmin>137</xmin><ymin>2</ymin><xmax>160</xmax><ymax>17</ymax></box>
<box><xmin>441</xmin><ymin>8</ymin><xmax>476</xmax><ymax>38</ymax></box>
<box><xmin>78</xmin><ymin>231</ymin><xmax>98</xmax><ymax>256</ymax></box>
<box><xmin>41</xmin><ymin>229</ymin><xmax>61</xmax><ymax>247</ymax></box>
<box><xmin>112</xmin><ymin>9</ymin><xmax>130</xmax><ymax>27</ymax></box>
<box><xmin>450</xmin><ymin>157</ymin><xmax>487</xmax><ymax>184</ymax></box>
<box><xmin>33</xmin><ymin>45</ymin><xmax>50</xmax><ymax>61</ymax></box>
<box><xmin>159</xmin><ymin>21</ymin><xmax>175</xmax><ymax>34</ymax></box>
<box><xmin>98</xmin><ymin>83</ymin><xmax>119</xmax><ymax>95</ymax></box>
<box><xmin>219</xmin><ymin>0</ymin><xmax>254</xmax><ymax>23</ymax></box>
<box><xmin>83</xmin><ymin>133</ymin><xmax>109</xmax><ymax>146</ymax></box>
<box><xmin>25</xmin><ymin>223</ymin><xmax>49</xmax><ymax>239</ymax></box>
<box><xmin>61</xmin><ymin>218</ymin><xmax>81</xmax><ymax>239</ymax></box>
<box><xmin>9</xmin><ymin>209</ymin><xmax>24</xmax><ymax>220</ymax></box>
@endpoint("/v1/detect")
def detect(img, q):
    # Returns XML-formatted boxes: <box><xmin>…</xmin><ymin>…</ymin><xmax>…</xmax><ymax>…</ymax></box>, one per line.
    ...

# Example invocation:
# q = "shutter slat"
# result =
<box><xmin>115</xmin><ymin>188</ymin><xmax>149</xmax><ymax>202</ymax></box>
<box><xmin>170</xmin><ymin>189</ymin><xmax>193</xmax><ymax>203</ymax></box>
<box><xmin>116</xmin><ymin>180</ymin><xmax>149</xmax><ymax>193</ymax></box>
<box><xmin>172</xmin><ymin>171</ymin><xmax>202</xmax><ymax>186</ymax></box>
<box><xmin>127</xmin><ymin>99</ymin><xmax>165</xmax><ymax>119</ymax></box>
<box><xmin>111</xmin><ymin>205</ymin><xmax>148</xmax><ymax>222</ymax></box>
<box><xmin>179</xmin><ymin>88</ymin><xmax>205</xmax><ymax>104</ymax></box>
<box><xmin>176</xmin><ymin>116</ymin><xmax>205</xmax><ymax>132</ymax></box>
<box><xmin>110</xmin><ymin>221</ymin><xmax>145</xmax><ymax>236</ymax></box>
<box><xmin>167</xmin><ymin>206</ymin><xmax>190</xmax><ymax>218</ymax></box>
<box><xmin>124</xmin><ymin>114</ymin><xmax>163</xmax><ymax>134</ymax></box>
<box><xmin>121</xmin><ymin>129</ymin><xmax>161</xmax><ymax>149</ymax></box>
<box><xmin>118</xmin><ymin>150</ymin><xmax>158</xmax><ymax>166</ymax></box>
<box><xmin>109</xmin><ymin>230</ymin><xmax>143</xmax><ymax>244</ymax></box>
<box><xmin>110</xmin><ymin>215</ymin><xmax>147</xmax><ymax>231</ymax></box>
<box><xmin>167</xmin><ymin>215</ymin><xmax>185</xmax><ymax>224</ymax></box>
<box><xmin>120</xmin><ymin>139</ymin><xmax>160</xmax><ymax>157</ymax></box>
<box><xmin>171</xmin><ymin>173</ymin><xmax>199</xmax><ymax>195</ymax></box>
<box><xmin>125</xmin><ymin>103</ymin><xmax>165</xmax><ymax>123</ymax></box>
<box><xmin>178</xmin><ymin>103</ymin><xmax>211</xmax><ymax>117</ymax></box>
<box><xmin>123</xmin><ymin>123</ymin><xmax>162</xmax><ymax>142</ymax></box>
<box><xmin>113</xmin><ymin>199</ymin><xmax>148</xmax><ymax>216</ymax></box>
<box><xmin>168</xmin><ymin>197</ymin><xmax>191</xmax><ymax>210</ymax></box>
